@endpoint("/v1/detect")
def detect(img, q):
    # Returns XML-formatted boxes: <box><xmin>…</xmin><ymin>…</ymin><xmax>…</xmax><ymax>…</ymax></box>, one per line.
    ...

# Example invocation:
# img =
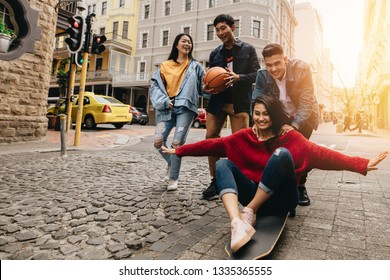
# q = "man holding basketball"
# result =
<box><xmin>202</xmin><ymin>14</ymin><xmax>260</xmax><ymax>200</ymax></box>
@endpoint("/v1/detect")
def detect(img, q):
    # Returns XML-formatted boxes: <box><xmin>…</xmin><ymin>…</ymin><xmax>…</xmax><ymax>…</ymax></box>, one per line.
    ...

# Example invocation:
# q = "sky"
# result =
<box><xmin>294</xmin><ymin>0</ymin><xmax>365</xmax><ymax>87</ymax></box>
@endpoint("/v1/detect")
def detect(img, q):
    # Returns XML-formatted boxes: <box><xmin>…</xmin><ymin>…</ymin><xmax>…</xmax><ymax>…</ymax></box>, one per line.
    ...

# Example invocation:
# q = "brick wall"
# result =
<box><xmin>0</xmin><ymin>0</ymin><xmax>57</xmax><ymax>143</ymax></box>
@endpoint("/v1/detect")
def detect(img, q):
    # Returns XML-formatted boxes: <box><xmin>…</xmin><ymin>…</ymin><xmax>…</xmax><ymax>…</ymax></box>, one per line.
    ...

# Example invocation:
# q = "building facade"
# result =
<box><xmin>49</xmin><ymin>0</ymin><xmax>140</xmax><ymax>103</ymax></box>
<box><xmin>112</xmin><ymin>0</ymin><xmax>297</xmax><ymax>124</ymax></box>
<box><xmin>0</xmin><ymin>0</ymin><xmax>57</xmax><ymax>143</ymax></box>
<box><xmin>293</xmin><ymin>2</ymin><xmax>333</xmax><ymax>121</ymax></box>
<box><xmin>358</xmin><ymin>0</ymin><xmax>390</xmax><ymax>130</ymax></box>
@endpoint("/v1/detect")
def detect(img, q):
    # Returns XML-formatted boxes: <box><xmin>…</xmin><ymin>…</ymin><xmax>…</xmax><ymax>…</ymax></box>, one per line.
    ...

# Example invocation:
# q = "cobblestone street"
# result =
<box><xmin>0</xmin><ymin>124</ymin><xmax>390</xmax><ymax>260</ymax></box>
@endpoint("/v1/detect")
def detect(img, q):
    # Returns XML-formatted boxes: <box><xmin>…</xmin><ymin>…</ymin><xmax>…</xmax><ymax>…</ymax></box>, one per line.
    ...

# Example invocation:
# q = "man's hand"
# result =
<box><xmin>367</xmin><ymin>151</ymin><xmax>388</xmax><ymax>171</ymax></box>
<box><xmin>279</xmin><ymin>124</ymin><xmax>294</xmax><ymax>135</ymax></box>
<box><xmin>224</xmin><ymin>68</ymin><xmax>240</xmax><ymax>87</ymax></box>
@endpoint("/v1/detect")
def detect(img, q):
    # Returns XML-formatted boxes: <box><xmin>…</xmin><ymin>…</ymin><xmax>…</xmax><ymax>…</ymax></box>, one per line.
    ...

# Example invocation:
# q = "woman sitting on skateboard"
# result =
<box><xmin>162</xmin><ymin>95</ymin><xmax>388</xmax><ymax>253</ymax></box>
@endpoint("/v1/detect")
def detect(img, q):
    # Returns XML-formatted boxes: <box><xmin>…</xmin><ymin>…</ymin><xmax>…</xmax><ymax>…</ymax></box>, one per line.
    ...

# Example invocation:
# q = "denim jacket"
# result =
<box><xmin>150</xmin><ymin>59</ymin><xmax>205</xmax><ymax>123</ymax></box>
<box><xmin>252</xmin><ymin>59</ymin><xmax>320</xmax><ymax>130</ymax></box>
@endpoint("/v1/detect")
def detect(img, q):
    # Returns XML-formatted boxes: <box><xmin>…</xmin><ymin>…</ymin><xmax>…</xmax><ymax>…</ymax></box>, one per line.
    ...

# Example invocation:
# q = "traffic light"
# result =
<box><xmin>65</xmin><ymin>16</ymin><xmax>85</xmax><ymax>53</ymax></box>
<box><xmin>75</xmin><ymin>51</ymin><xmax>84</xmax><ymax>68</ymax></box>
<box><xmin>91</xmin><ymin>34</ymin><xmax>107</xmax><ymax>54</ymax></box>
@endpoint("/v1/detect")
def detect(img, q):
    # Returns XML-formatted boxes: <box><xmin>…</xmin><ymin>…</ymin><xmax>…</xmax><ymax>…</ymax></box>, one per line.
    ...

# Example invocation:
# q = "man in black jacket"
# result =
<box><xmin>202</xmin><ymin>14</ymin><xmax>260</xmax><ymax>200</ymax></box>
<box><xmin>252</xmin><ymin>43</ymin><xmax>320</xmax><ymax>206</ymax></box>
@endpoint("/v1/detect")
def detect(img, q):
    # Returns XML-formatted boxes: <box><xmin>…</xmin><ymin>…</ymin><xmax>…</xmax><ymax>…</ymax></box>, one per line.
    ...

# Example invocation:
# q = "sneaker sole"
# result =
<box><xmin>231</xmin><ymin>227</ymin><xmax>256</xmax><ymax>253</ymax></box>
<box><xmin>298</xmin><ymin>200</ymin><xmax>311</xmax><ymax>206</ymax></box>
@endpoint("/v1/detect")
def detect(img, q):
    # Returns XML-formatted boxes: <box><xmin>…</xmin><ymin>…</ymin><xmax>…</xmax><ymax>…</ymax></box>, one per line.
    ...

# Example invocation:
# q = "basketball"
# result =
<box><xmin>203</xmin><ymin>66</ymin><xmax>230</xmax><ymax>94</ymax></box>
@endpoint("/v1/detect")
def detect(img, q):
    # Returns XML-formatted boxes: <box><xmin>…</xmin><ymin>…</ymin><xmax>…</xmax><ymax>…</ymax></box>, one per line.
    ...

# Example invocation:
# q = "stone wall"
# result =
<box><xmin>0</xmin><ymin>0</ymin><xmax>57</xmax><ymax>143</ymax></box>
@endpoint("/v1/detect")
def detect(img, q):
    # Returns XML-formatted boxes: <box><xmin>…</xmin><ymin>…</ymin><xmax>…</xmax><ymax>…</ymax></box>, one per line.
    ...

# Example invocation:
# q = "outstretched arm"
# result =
<box><xmin>367</xmin><ymin>151</ymin><xmax>388</xmax><ymax>171</ymax></box>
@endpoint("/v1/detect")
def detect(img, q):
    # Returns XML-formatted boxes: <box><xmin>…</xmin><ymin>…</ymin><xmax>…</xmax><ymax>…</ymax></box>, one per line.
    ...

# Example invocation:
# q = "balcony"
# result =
<box><xmin>50</xmin><ymin>70</ymin><xmax>112</xmax><ymax>85</ymax></box>
<box><xmin>112</xmin><ymin>72</ymin><xmax>152</xmax><ymax>87</ymax></box>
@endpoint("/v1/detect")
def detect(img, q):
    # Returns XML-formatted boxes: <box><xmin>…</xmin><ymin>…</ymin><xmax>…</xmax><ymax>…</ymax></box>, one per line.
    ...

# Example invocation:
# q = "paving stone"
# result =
<box><xmin>125</xmin><ymin>240</ymin><xmax>143</xmax><ymax>250</ymax></box>
<box><xmin>3</xmin><ymin>224</ymin><xmax>19</xmax><ymax>233</ymax></box>
<box><xmin>114</xmin><ymin>249</ymin><xmax>132</xmax><ymax>259</ymax></box>
<box><xmin>52</xmin><ymin>230</ymin><xmax>68</xmax><ymax>240</ymax></box>
<box><xmin>106</xmin><ymin>243</ymin><xmax>126</xmax><ymax>253</ymax></box>
<box><xmin>94</xmin><ymin>212</ymin><xmax>110</xmax><ymax>221</ymax></box>
<box><xmin>15</xmin><ymin>230</ymin><xmax>38</xmax><ymax>241</ymax></box>
<box><xmin>67</xmin><ymin>236</ymin><xmax>85</xmax><ymax>244</ymax></box>
<box><xmin>60</xmin><ymin>244</ymin><xmax>79</xmax><ymax>255</ymax></box>
<box><xmin>86</xmin><ymin>237</ymin><xmax>106</xmax><ymax>246</ymax></box>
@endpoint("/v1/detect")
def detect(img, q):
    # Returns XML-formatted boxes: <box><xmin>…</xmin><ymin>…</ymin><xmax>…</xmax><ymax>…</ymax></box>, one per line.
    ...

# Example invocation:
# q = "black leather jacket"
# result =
<box><xmin>207</xmin><ymin>39</ymin><xmax>260</xmax><ymax>115</ymax></box>
<box><xmin>252</xmin><ymin>59</ymin><xmax>319</xmax><ymax>130</ymax></box>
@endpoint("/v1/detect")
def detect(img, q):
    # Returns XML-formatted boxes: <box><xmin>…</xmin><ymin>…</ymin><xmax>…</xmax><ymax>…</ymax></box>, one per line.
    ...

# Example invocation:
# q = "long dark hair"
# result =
<box><xmin>167</xmin><ymin>33</ymin><xmax>194</xmax><ymax>62</ymax></box>
<box><xmin>252</xmin><ymin>95</ymin><xmax>290</xmax><ymax>149</ymax></box>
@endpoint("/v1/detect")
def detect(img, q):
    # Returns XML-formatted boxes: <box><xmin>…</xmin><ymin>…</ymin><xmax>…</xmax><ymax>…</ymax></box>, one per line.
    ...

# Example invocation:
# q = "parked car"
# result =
<box><xmin>193</xmin><ymin>108</ymin><xmax>207</xmax><ymax>128</ymax></box>
<box><xmin>46</xmin><ymin>92</ymin><xmax>132</xmax><ymax>129</ymax></box>
<box><xmin>130</xmin><ymin>106</ymin><xmax>149</xmax><ymax>125</ymax></box>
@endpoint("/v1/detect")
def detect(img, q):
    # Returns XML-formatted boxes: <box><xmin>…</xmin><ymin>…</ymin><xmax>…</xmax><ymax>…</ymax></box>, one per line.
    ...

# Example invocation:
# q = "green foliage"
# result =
<box><xmin>0</xmin><ymin>22</ymin><xmax>15</xmax><ymax>37</ymax></box>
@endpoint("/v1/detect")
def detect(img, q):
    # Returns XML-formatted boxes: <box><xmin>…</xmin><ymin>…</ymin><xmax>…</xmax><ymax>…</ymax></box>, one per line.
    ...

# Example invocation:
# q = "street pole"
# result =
<box><xmin>74</xmin><ymin>13</ymin><xmax>93</xmax><ymax>146</ymax></box>
<box><xmin>66</xmin><ymin>54</ymin><xmax>76</xmax><ymax>132</ymax></box>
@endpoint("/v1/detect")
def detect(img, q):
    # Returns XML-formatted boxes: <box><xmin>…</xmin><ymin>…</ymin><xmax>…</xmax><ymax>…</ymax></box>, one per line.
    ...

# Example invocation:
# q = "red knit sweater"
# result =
<box><xmin>176</xmin><ymin>128</ymin><xmax>369</xmax><ymax>183</ymax></box>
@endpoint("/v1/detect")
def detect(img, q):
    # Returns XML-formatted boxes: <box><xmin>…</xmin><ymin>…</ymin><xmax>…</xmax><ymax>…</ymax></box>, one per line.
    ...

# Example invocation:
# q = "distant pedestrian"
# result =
<box><xmin>343</xmin><ymin>115</ymin><xmax>352</xmax><ymax>132</ymax></box>
<box><xmin>150</xmin><ymin>33</ymin><xmax>205</xmax><ymax>191</ymax></box>
<box><xmin>352</xmin><ymin>112</ymin><xmax>362</xmax><ymax>133</ymax></box>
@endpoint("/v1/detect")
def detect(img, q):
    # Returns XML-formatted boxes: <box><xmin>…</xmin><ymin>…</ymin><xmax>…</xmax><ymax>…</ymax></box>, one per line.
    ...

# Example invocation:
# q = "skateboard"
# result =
<box><xmin>225</xmin><ymin>213</ymin><xmax>288</xmax><ymax>260</ymax></box>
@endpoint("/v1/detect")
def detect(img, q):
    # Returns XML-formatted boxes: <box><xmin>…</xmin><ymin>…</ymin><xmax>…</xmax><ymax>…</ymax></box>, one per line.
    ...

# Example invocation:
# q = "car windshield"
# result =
<box><xmin>94</xmin><ymin>96</ymin><xmax>123</xmax><ymax>104</ymax></box>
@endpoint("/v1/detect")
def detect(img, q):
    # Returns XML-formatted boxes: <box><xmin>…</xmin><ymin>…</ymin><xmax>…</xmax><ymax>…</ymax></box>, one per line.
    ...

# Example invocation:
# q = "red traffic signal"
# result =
<box><xmin>65</xmin><ymin>16</ymin><xmax>85</xmax><ymax>53</ymax></box>
<box><xmin>91</xmin><ymin>34</ymin><xmax>107</xmax><ymax>55</ymax></box>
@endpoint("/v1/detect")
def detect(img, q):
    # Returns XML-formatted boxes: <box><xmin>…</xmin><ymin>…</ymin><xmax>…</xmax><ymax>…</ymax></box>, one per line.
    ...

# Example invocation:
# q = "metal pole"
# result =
<box><xmin>60</xmin><ymin>114</ymin><xmax>67</xmax><ymax>156</ymax></box>
<box><xmin>73</xmin><ymin>51</ymin><xmax>89</xmax><ymax>146</ymax></box>
<box><xmin>74</xmin><ymin>13</ymin><xmax>93</xmax><ymax>146</ymax></box>
<box><xmin>66</xmin><ymin>55</ymin><xmax>76</xmax><ymax>132</ymax></box>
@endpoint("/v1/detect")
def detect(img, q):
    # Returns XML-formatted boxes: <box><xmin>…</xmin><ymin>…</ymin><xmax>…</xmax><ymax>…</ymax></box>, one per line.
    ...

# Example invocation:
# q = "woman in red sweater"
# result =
<box><xmin>162</xmin><ymin>95</ymin><xmax>387</xmax><ymax>253</ymax></box>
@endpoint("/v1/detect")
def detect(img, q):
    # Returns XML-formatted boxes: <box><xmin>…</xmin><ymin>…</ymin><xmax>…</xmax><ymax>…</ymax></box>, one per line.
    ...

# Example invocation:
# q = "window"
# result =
<box><xmin>162</xmin><ymin>30</ymin><xmax>169</xmax><ymax>46</ymax></box>
<box><xmin>139</xmin><ymin>62</ymin><xmax>146</xmax><ymax>80</ymax></box>
<box><xmin>0</xmin><ymin>3</ymin><xmax>14</xmax><ymax>31</ymax></box>
<box><xmin>120</xmin><ymin>0</ymin><xmax>125</xmax><ymax>8</ymax></box>
<box><xmin>88</xmin><ymin>5</ymin><xmax>91</xmax><ymax>13</ymax></box>
<box><xmin>102</xmin><ymin>2</ymin><xmax>107</xmax><ymax>15</ymax></box>
<box><xmin>113</xmin><ymin>22</ymin><xmax>119</xmax><ymax>39</ymax></box>
<box><xmin>233</xmin><ymin>0</ymin><xmax>240</xmax><ymax>2</ymax></box>
<box><xmin>185</xmin><ymin>0</ymin><xmax>192</xmax><ymax>12</ymax></box>
<box><xmin>207</xmin><ymin>24</ymin><xmax>214</xmax><ymax>41</ymax></box>
<box><xmin>183</xmin><ymin>27</ymin><xmax>190</xmax><ymax>35</ymax></box>
<box><xmin>164</xmin><ymin>1</ymin><xmax>171</xmax><ymax>16</ymax></box>
<box><xmin>144</xmin><ymin>4</ymin><xmax>150</xmax><ymax>19</ymax></box>
<box><xmin>100</xmin><ymin>27</ymin><xmax>105</xmax><ymax>35</ymax></box>
<box><xmin>92</xmin><ymin>4</ymin><xmax>96</xmax><ymax>13</ymax></box>
<box><xmin>142</xmin><ymin>33</ymin><xmax>148</xmax><ymax>48</ymax></box>
<box><xmin>253</xmin><ymin>20</ymin><xmax>261</xmax><ymax>38</ymax></box>
<box><xmin>209</xmin><ymin>0</ymin><xmax>215</xmax><ymax>8</ymax></box>
<box><xmin>233</xmin><ymin>19</ymin><xmax>239</xmax><ymax>37</ymax></box>
<box><xmin>122</xmin><ymin>21</ymin><xmax>128</xmax><ymax>39</ymax></box>
<box><xmin>96</xmin><ymin>58</ymin><xmax>103</xmax><ymax>71</ymax></box>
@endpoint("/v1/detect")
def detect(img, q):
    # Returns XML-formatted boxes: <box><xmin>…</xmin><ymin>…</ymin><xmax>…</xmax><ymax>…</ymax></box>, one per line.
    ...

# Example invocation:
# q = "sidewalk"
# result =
<box><xmin>0</xmin><ymin>125</ymin><xmax>156</xmax><ymax>155</ymax></box>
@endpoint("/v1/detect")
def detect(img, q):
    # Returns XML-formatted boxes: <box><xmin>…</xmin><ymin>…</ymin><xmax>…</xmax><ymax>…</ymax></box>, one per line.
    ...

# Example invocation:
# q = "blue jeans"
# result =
<box><xmin>215</xmin><ymin>147</ymin><xmax>298</xmax><ymax>215</ymax></box>
<box><xmin>154</xmin><ymin>106</ymin><xmax>196</xmax><ymax>180</ymax></box>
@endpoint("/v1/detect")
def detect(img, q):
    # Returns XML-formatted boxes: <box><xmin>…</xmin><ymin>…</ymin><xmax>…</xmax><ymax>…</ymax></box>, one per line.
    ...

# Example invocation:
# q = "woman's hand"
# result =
<box><xmin>367</xmin><ymin>151</ymin><xmax>388</xmax><ymax>171</ymax></box>
<box><xmin>161</xmin><ymin>146</ymin><xmax>176</xmax><ymax>155</ymax></box>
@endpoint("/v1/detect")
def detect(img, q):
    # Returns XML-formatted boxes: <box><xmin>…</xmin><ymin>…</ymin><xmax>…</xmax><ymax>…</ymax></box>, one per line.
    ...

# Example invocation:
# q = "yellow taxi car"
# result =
<box><xmin>47</xmin><ymin>92</ymin><xmax>132</xmax><ymax>129</ymax></box>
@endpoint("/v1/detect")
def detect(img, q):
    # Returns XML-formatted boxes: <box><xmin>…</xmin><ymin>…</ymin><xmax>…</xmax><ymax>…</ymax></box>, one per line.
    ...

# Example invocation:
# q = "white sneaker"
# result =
<box><xmin>167</xmin><ymin>179</ymin><xmax>178</xmax><ymax>191</ymax></box>
<box><xmin>241</xmin><ymin>207</ymin><xmax>256</xmax><ymax>227</ymax></box>
<box><xmin>230</xmin><ymin>217</ymin><xmax>255</xmax><ymax>253</ymax></box>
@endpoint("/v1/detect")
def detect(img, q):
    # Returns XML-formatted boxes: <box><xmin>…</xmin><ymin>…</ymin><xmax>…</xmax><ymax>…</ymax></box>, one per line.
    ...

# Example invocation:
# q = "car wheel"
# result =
<box><xmin>114</xmin><ymin>123</ymin><xmax>125</xmax><ymax>129</ymax></box>
<box><xmin>84</xmin><ymin>115</ymin><xmax>96</xmax><ymax>129</ymax></box>
<box><xmin>193</xmin><ymin>120</ymin><xmax>201</xmax><ymax>128</ymax></box>
<box><xmin>140</xmin><ymin>120</ymin><xmax>147</xmax><ymax>126</ymax></box>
